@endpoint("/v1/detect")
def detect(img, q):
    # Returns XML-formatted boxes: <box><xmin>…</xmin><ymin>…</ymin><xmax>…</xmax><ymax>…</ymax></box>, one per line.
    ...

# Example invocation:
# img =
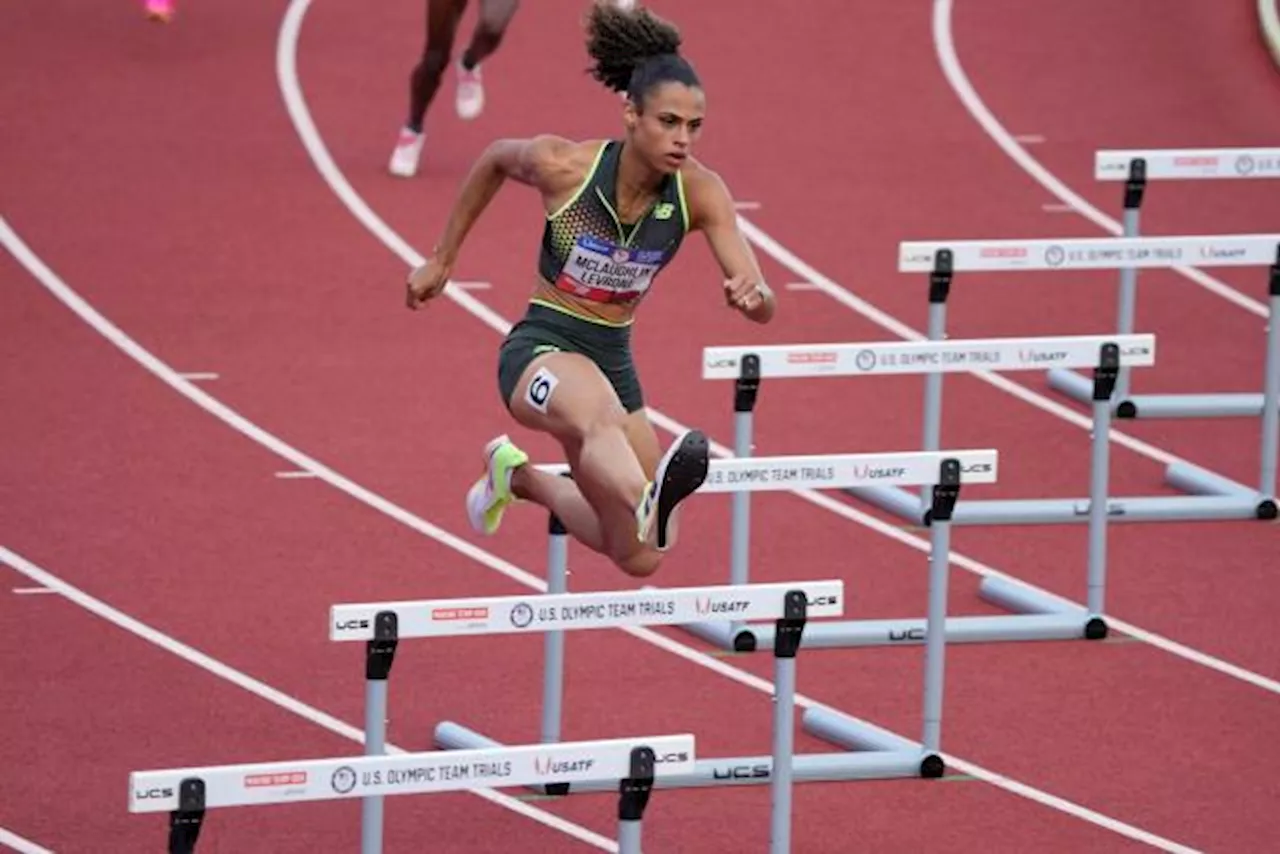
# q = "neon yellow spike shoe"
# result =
<box><xmin>466</xmin><ymin>435</ymin><xmax>529</xmax><ymax>535</ymax></box>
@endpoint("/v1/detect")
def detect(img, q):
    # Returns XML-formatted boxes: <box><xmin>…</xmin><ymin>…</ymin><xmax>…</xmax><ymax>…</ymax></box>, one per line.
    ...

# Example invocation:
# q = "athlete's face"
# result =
<box><xmin>626</xmin><ymin>82</ymin><xmax>705</xmax><ymax>174</ymax></box>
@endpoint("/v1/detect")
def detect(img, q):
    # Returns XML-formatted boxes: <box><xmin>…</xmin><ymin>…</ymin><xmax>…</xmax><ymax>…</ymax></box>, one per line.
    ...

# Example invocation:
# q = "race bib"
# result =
<box><xmin>555</xmin><ymin>235</ymin><xmax>666</xmax><ymax>303</ymax></box>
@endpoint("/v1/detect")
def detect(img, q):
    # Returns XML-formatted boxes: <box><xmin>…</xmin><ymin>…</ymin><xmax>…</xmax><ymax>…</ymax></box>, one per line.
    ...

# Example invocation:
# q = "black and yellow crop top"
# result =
<box><xmin>537</xmin><ymin>140</ymin><xmax>689</xmax><ymax>306</ymax></box>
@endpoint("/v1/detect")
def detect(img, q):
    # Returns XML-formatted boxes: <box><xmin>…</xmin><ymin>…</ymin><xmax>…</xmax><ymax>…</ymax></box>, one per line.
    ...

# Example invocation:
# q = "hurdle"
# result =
<box><xmin>1043</xmin><ymin>147</ymin><xmax>1280</xmax><ymax>507</ymax></box>
<box><xmin>334</xmin><ymin>579</ymin><xmax>844</xmax><ymax>854</ymax></box>
<box><xmin>128</xmin><ymin>733</ymin><xmax>694</xmax><ymax>854</ymax></box>
<box><xmin>436</xmin><ymin>450</ymin><xmax>997</xmax><ymax>809</ymax></box>
<box><xmin>1051</xmin><ymin>147</ymin><xmax>1280</xmax><ymax>407</ymax></box>
<box><xmin>687</xmin><ymin>335</ymin><xmax>1134</xmax><ymax>658</ymax></box>
<box><xmin>865</xmin><ymin>234</ymin><xmax>1280</xmax><ymax>524</ymax></box>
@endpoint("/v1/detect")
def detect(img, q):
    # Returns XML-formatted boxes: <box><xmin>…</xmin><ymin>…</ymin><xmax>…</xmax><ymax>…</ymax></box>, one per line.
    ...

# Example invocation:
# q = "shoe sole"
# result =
<box><xmin>651</xmin><ymin>430</ymin><xmax>710</xmax><ymax>550</ymax></box>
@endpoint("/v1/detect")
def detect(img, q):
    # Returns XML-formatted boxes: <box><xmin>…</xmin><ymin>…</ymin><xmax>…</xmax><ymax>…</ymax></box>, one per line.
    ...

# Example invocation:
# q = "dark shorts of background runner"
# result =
<box><xmin>497</xmin><ymin>302</ymin><xmax>645</xmax><ymax>414</ymax></box>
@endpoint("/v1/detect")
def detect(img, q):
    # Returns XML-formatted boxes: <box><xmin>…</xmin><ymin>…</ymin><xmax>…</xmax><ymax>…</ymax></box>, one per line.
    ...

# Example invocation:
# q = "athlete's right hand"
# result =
<box><xmin>405</xmin><ymin>257</ymin><xmax>451</xmax><ymax>310</ymax></box>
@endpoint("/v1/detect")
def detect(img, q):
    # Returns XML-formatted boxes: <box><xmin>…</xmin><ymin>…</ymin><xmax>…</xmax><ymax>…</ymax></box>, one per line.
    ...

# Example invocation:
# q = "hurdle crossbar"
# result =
<box><xmin>129</xmin><ymin>735</ymin><xmax>693</xmax><ymax>854</ymax></box>
<box><xmin>345</xmin><ymin>581</ymin><xmax>843</xmax><ymax>854</ymax></box>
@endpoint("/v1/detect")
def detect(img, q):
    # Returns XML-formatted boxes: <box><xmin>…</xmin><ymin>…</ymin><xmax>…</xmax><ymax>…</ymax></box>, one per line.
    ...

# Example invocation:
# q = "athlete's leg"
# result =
<box><xmin>503</xmin><ymin>405</ymin><xmax>663</xmax><ymax>555</ymax></box>
<box><xmin>389</xmin><ymin>0</ymin><xmax>467</xmax><ymax>177</ymax></box>
<box><xmin>495</xmin><ymin>352</ymin><xmax>705</xmax><ymax>576</ymax></box>
<box><xmin>453</xmin><ymin>0</ymin><xmax>519</xmax><ymax>119</ymax></box>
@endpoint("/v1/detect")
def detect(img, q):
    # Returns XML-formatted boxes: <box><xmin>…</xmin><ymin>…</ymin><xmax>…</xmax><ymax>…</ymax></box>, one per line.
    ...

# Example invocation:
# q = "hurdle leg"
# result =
<box><xmin>1259</xmin><ymin>264</ymin><xmax>1280</xmax><ymax>499</ymax></box>
<box><xmin>918</xmin><ymin>255</ymin><xmax>952</xmax><ymax>512</ymax></box>
<box><xmin>1113</xmin><ymin>161</ymin><xmax>1146</xmax><ymax>403</ymax></box>
<box><xmin>770</xmin><ymin>591</ymin><xmax>807</xmax><ymax>854</ymax></box>
<box><xmin>920</xmin><ymin>461</ymin><xmax>959</xmax><ymax>753</ymax></box>
<box><xmin>617</xmin><ymin>747</ymin><xmax>656</xmax><ymax>854</ymax></box>
<box><xmin>729</xmin><ymin>357</ymin><xmax>762</xmax><ymax>615</ymax></box>
<box><xmin>167</xmin><ymin>779</ymin><xmax>206</xmax><ymax>854</ymax></box>
<box><xmin>361</xmin><ymin>612</ymin><xmax>399</xmax><ymax>854</ymax></box>
<box><xmin>1086</xmin><ymin>346</ymin><xmax>1120</xmax><ymax>616</ymax></box>
<box><xmin>542</xmin><ymin>510</ymin><xmax>569</xmax><ymax>745</ymax></box>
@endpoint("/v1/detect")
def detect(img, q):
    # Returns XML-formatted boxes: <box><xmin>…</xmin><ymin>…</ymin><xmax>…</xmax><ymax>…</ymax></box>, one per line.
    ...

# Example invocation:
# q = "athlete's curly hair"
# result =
<box><xmin>584</xmin><ymin>2</ymin><xmax>700</xmax><ymax>107</ymax></box>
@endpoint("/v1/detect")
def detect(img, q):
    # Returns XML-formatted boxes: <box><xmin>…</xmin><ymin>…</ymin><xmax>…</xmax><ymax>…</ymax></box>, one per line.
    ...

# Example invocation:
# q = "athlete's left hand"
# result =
<box><xmin>724</xmin><ymin>274</ymin><xmax>764</xmax><ymax>312</ymax></box>
<box><xmin>405</xmin><ymin>256</ymin><xmax>451</xmax><ymax>310</ymax></box>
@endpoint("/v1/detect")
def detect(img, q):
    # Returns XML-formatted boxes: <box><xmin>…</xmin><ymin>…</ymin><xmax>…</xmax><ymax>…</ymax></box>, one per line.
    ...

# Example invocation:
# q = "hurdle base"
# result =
<box><xmin>1165</xmin><ymin>461</ymin><xmax>1278</xmax><ymax>517</ymax></box>
<box><xmin>432</xmin><ymin>722</ymin><xmax>935</xmax><ymax>792</ymax></box>
<box><xmin>708</xmin><ymin>610</ymin><xmax>1097</xmax><ymax>653</ymax></box>
<box><xmin>1046</xmin><ymin>369</ymin><xmax>1265</xmax><ymax>419</ymax></box>
<box><xmin>844</xmin><ymin>484</ymin><xmax>1271</xmax><ymax>524</ymax></box>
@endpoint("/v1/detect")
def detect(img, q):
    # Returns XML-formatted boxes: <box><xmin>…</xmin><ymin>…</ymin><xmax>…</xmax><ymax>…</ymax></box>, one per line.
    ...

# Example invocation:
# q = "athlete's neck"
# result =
<box><xmin>616</xmin><ymin>140</ymin><xmax>665</xmax><ymax>206</ymax></box>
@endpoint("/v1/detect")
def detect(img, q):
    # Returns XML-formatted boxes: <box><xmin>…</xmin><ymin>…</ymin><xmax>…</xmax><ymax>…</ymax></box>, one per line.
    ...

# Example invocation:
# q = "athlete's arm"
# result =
<box><xmin>686</xmin><ymin>166</ymin><xmax>775</xmax><ymax>324</ymax></box>
<box><xmin>431</xmin><ymin>135</ymin><xmax>588</xmax><ymax>268</ymax></box>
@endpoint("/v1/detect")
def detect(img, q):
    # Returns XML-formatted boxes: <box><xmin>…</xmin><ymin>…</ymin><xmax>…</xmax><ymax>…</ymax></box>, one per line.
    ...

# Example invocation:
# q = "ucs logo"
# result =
<box><xmin>135</xmin><ymin>787</ymin><xmax>174</xmax><ymax>800</ymax></box>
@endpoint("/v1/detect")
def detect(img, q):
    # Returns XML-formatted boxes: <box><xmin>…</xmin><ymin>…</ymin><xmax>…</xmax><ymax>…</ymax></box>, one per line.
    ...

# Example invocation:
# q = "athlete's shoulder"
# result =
<box><xmin>503</xmin><ymin>136</ymin><xmax>609</xmax><ymax>191</ymax></box>
<box><xmin>676</xmin><ymin>157</ymin><xmax>735</xmax><ymax>229</ymax></box>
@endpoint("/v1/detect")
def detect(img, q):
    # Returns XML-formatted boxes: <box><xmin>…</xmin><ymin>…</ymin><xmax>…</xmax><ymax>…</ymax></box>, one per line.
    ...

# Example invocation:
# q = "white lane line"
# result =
<box><xmin>933</xmin><ymin>0</ymin><xmax>1269</xmax><ymax>318</ymax></box>
<box><xmin>179</xmin><ymin>372</ymin><xmax>219</xmax><ymax>381</ymax></box>
<box><xmin>0</xmin><ymin>545</ymin><xmax>616</xmax><ymax>852</ymax></box>
<box><xmin>13</xmin><ymin>586</ymin><xmax>56</xmax><ymax>595</ymax></box>
<box><xmin>0</xmin><ymin>826</ymin><xmax>55</xmax><ymax>854</ymax></box>
<box><xmin>275</xmin><ymin>470</ymin><xmax>319</xmax><ymax>479</ymax></box>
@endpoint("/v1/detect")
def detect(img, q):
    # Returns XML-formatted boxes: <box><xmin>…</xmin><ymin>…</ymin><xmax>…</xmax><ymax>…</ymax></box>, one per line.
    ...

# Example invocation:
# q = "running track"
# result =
<box><xmin>2</xmin><ymin>1</ymin><xmax>1279</xmax><ymax>851</ymax></box>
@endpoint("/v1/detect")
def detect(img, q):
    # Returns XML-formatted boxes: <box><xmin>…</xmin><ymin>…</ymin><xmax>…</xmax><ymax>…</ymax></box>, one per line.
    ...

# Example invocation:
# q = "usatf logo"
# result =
<box><xmin>534</xmin><ymin>756</ymin><xmax>596</xmax><ymax>776</ymax></box>
<box><xmin>1044</xmin><ymin>245</ymin><xmax>1066</xmax><ymax>267</ymax></box>
<box><xmin>855</xmin><ymin>349</ymin><xmax>877</xmax><ymax>371</ymax></box>
<box><xmin>695</xmin><ymin>598</ymin><xmax>749</xmax><ymax>616</ymax></box>
<box><xmin>1234</xmin><ymin>154</ymin><xmax>1256</xmax><ymax>175</ymax></box>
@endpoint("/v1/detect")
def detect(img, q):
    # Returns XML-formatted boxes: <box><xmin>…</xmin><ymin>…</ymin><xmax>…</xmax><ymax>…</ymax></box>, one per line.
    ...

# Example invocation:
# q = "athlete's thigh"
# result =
<box><xmin>477</xmin><ymin>0</ymin><xmax>518</xmax><ymax>29</ymax></box>
<box><xmin>508</xmin><ymin>351</ymin><xmax>626</xmax><ymax>443</ymax></box>
<box><xmin>620</xmin><ymin>409</ymin><xmax>662</xmax><ymax>481</ymax></box>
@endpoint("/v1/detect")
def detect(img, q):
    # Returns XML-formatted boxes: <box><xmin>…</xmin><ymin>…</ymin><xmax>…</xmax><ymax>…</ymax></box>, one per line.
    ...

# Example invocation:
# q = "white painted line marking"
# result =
<box><xmin>0</xmin><ymin>826</ymin><xmax>54</xmax><ymax>854</ymax></box>
<box><xmin>452</xmin><ymin>281</ymin><xmax>491</xmax><ymax>290</ymax></box>
<box><xmin>179</xmin><ymin>372</ymin><xmax>219</xmax><ymax>381</ymax></box>
<box><xmin>733</xmin><ymin>201</ymin><xmax>762</xmax><ymax>210</ymax></box>
<box><xmin>1041</xmin><ymin>202</ymin><xmax>1075</xmax><ymax>214</ymax></box>
<box><xmin>933</xmin><ymin>0</ymin><xmax>1267</xmax><ymax>318</ymax></box>
<box><xmin>1013</xmin><ymin>134</ymin><xmax>1046</xmax><ymax>144</ymax></box>
<box><xmin>13</xmin><ymin>586</ymin><xmax>56</xmax><ymax>595</ymax></box>
<box><xmin>784</xmin><ymin>281</ymin><xmax>819</xmax><ymax>291</ymax></box>
<box><xmin>275</xmin><ymin>470</ymin><xmax>318</xmax><ymax>479</ymax></box>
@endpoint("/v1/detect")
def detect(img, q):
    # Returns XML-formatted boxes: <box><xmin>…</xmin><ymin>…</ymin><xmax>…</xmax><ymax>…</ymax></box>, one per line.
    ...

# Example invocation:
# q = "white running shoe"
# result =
<box><xmin>635</xmin><ymin>429</ymin><xmax>710</xmax><ymax>551</ymax></box>
<box><xmin>388</xmin><ymin>127</ymin><xmax>425</xmax><ymax>177</ymax></box>
<box><xmin>455</xmin><ymin>61</ymin><xmax>485</xmax><ymax>120</ymax></box>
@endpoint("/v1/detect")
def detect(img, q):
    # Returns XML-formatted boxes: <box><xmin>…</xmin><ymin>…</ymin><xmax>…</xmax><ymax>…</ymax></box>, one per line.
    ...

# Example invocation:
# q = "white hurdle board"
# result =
<box><xmin>702</xmin><ymin>334</ymin><xmax>1155</xmax><ymax>380</ymax></box>
<box><xmin>1096</xmin><ymin>147</ymin><xmax>1280</xmax><ymax>181</ymax></box>
<box><xmin>129</xmin><ymin>734</ymin><xmax>697</xmax><ymax>813</ymax></box>
<box><xmin>535</xmin><ymin>450</ymin><xmax>999</xmax><ymax>492</ymax></box>
<box><xmin>898</xmin><ymin>234</ymin><xmax>1280</xmax><ymax>272</ymax></box>
<box><xmin>330</xmin><ymin>580</ymin><xmax>846</xmax><ymax>641</ymax></box>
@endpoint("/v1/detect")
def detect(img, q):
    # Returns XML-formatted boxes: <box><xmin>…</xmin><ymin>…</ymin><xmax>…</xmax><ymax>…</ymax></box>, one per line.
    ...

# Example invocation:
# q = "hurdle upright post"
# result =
<box><xmin>1260</xmin><ymin>248</ymin><xmax>1280</xmax><ymax>500</ymax></box>
<box><xmin>361</xmin><ymin>611</ymin><xmax>398</xmax><ymax>854</ymax></box>
<box><xmin>919</xmin><ymin>250</ymin><xmax>953</xmax><ymax>512</ymax></box>
<box><xmin>1112</xmin><ymin>157</ymin><xmax>1147</xmax><ymax>403</ymax></box>
<box><xmin>729</xmin><ymin>354</ymin><xmax>762</xmax><ymax>636</ymax></box>
<box><xmin>770</xmin><ymin>590</ymin><xmax>808</xmax><ymax>854</ymax></box>
<box><xmin>921</xmin><ymin>459</ymin><xmax>960</xmax><ymax>754</ymax></box>
<box><xmin>167</xmin><ymin>779</ymin><xmax>205</xmax><ymax>854</ymax></box>
<box><xmin>617</xmin><ymin>747</ymin><xmax>656</xmax><ymax>854</ymax></box>
<box><xmin>1087</xmin><ymin>344</ymin><xmax>1121</xmax><ymax>615</ymax></box>
<box><xmin>543</xmin><ymin>505</ymin><xmax>569</xmax><ymax>744</ymax></box>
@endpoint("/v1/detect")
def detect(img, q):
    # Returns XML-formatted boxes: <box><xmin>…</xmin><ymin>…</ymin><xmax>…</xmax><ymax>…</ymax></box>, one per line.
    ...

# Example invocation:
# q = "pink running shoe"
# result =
<box><xmin>145</xmin><ymin>0</ymin><xmax>175</xmax><ymax>23</ymax></box>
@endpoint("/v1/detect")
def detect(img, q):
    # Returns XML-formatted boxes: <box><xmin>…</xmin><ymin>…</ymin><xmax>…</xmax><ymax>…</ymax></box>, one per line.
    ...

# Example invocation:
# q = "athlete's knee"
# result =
<box><xmin>416</xmin><ymin>44</ymin><xmax>452</xmax><ymax>78</ymax></box>
<box><xmin>478</xmin><ymin>0</ymin><xmax>518</xmax><ymax>32</ymax></box>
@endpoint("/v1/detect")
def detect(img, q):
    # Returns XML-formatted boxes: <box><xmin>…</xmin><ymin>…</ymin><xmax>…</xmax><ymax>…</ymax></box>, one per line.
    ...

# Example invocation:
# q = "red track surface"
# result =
<box><xmin>3</xmin><ymin>1</ymin><xmax>1279</xmax><ymax>851</ymax></box>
